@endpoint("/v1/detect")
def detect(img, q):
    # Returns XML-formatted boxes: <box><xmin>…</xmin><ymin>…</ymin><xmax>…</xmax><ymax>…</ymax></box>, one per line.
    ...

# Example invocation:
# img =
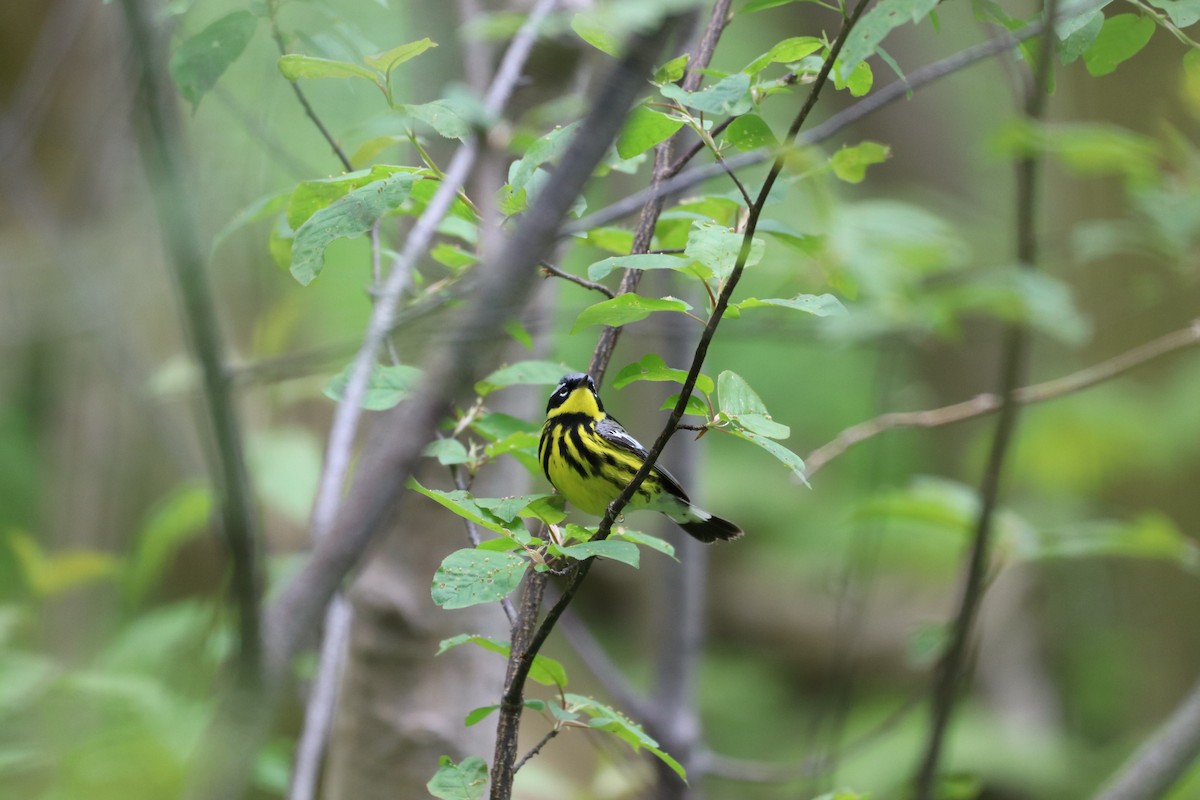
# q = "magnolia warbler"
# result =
<box><xmin>538</xmin><ymin>372</ymin><xmax>742</xmax><ymax>543</ymax></box>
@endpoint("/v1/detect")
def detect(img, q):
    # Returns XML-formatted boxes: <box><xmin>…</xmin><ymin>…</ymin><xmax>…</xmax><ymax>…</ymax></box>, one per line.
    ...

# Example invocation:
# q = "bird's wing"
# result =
<box><xmin>595</xmin><ymin>416</ymin><xmax>690</xmax><ymax>502</ymax></box>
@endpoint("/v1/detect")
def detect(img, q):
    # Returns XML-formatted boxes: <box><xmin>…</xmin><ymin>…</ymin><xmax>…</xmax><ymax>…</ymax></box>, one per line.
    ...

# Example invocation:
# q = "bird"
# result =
<box><xmin>538</xmin><ymin>372</ymin><xmax>743</xmax><ymax>543</ymax></box>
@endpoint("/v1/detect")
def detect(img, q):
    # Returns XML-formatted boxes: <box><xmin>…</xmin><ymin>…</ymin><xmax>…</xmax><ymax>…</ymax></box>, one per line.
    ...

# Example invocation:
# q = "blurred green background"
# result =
<box><xmin>2</xmin><ymin>0</ymin><xmax>1199</xmax><ymax>798</ymax></box>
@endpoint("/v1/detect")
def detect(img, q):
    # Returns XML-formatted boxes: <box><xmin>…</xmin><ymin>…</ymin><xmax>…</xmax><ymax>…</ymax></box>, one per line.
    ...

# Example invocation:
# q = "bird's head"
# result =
<box><xmin>546</xmin><ymin>372</ymin><xmax>603</xmax><ymax>418</ymax></box>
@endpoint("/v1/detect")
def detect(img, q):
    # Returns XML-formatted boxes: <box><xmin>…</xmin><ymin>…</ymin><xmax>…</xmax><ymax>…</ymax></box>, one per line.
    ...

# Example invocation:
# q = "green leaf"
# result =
<box><xmin>571</xmin><ymin>11</ymin><xmax>621</xmax><ymax>55</ymax></box>
<box><xmin>654</xmin><ymin>54</ymin><xmax>690</xmax><ymax>83</ymax></box>
<box><xmin>1083</xmin><ymin>14</ymin><xmax>1155</xmax><ymax>77</ymax></box>
<box><xmin>685</xmin><ymin>221</ymin><xmax>765</xmax><ymax>282</ymax></box>
<box><xmin>718</xmin><ymin>371</ymin><xmax>790</xmax><ymax>439</ymax></box>
<box><xmin>840</xmin><ymin>60</ymin><xmax>873</xmax><ymax>97</ymax></box>
<box><xmin>613</xmin><ymin>528</ymin><xmax>677</xmax><ymax>560</ymax></box>
<box><xmin>399</xmin><ymin>98</ymin><xmax>473</xmax><ymax>141</ymax></box>
<box><xmin>993</xmin><ymin>121</ymin><xmax>1158</xmax><ymax>186</ymax></box>
<box><xmin>586</xmin><ymin>226</ymin><xmax>636</xmax><ymax>254</ymax></box>
<box><xmin>558</xmin><ymin>539</ymin><xmax>640</xmax><ymax>568</ymax></box>
<box><xmin>170</xmin><ymin>11</ymin><xmax>258</xmax><ymax>110</ymax></box>
<box><xmin>286</xmin><ymin>166</ymin><xmax>415</xmax><ymax>230</ymax></box>
<box><xmin>431</xmin><ymin>549</ymin><xmax>528</xmax><ymax>609</ymax></box>
<box><xmin>744</xmin><ymin>36</ymin><xmax>823</xmax><ymax>76</ymax></box>
<box><xmin>661</xmin><ymin>72</ymin><xmax>753</xmax><ymax>116</ymax></box>
<box><xmin>475</xmin><ymin>494</ymin><xmax>554</xmax><ymax>523</ymax></box>
<box><xmin>125</xmin><ymin>483</ymin><xmax>212</xmax><ymax>606</ymax></box>
<box><xmin>612</xmin><ymin>353</ymin><xmax>714</xmax><ymax>394</ymax></box>
<box><xmin>586</xmin><ymin>253</ymin><xmax>690</xmax><ymax>281</ymax></box>
<box><xmin>724</xmin><ymin>114</ymin><xmax>777</xmax><ymax>152</ymax></box>
<box><xmin>291</xmin><ymin>173</ymin><xmax>418</xmax><ymax>284</ymax></box>
<box><xmin>464</xmin><ymin>705</ymin><xmax>499</xmax><ymax>726</ymax></box>
<box><xmin>737</xmin><ymin>293</ymin><xmax>846</xmax><ymax>316</ymax></box>
<box><xmin>830</xmin><ymin>141</ymin><xmax>891</xmax><ymax>183</ymax></box>
<box><xmin>424</xmin><ymin>439</ymin><xmax>471</xmax><ymax>466</ymax></box>
<box><xmin>7</xmin><ymin>532</ymin><xmax>120</xmax><ymax>599</ymax></box>
<box><xmin>616</xmin><ymin>105</ymin><xmax>686</xmax><ymax>160</ymax></box>
<box><xmin>1147</xmin><ymin>0</ymin><xmax>1200</xmax><ymax>27</ymax></box>
<box><xmin>476</xmin><ymin>360</ymin><xmax>571</xmax><ymax>395</ymax></box>
<box><xmin>426</xmin><ymin>755</ymin><xmax>487</xmax><ymax>800</ymax></box>
<box><xmin>571</xmin><ymin>294</ymin><xmax>692</xmax><ymax>333</ymax></box>
<box><xmin>324</xmin><ymin>363</ymin><xmax>422</xmax><ymax>410</ymax></box>
<box><xmin>437</xmin><ymin>634</ymin><xmax>568</xmax><ymax>687</ymax></box>
<box><xmin>836</xmin><ymin>0</ymin><xmax>939</xmax><ymax>75</ymax></box>
<box><xmin>278</xmin><ymin>54</ymin><xmax>379</xmax><ymax>83</ymax></box>
<box><xmin>409</xmin><ymin>481</ymin><xmax>522</xmax><ymax>536</ymax></box>
<box><xmin>565</xmin><ymin>693</ymin><xmax>686</xmax><ymax>780</ymax></box>
<box><xmin>661</xmin><ymin>392</ymin><xmax>709</xmax><ymax>416</ymax></box>
<box><xmin>727</xmin><ymin>428</ymin><xmax>807</xmax><ymax>484</ymax></box>
<box><xmin>364</xmin><ymin>38</ymin><xmax>437</xmax><ymax>73</ymax></box>
<box><xmin>1058</xmin><ymin>9</ymin><xmax>1105</xmax><ymax>65</ymax></box>
<box><xmin>1020</xmin><ymin>513</ymin><xmax>1200</xmax><ymax>570</ymax></box>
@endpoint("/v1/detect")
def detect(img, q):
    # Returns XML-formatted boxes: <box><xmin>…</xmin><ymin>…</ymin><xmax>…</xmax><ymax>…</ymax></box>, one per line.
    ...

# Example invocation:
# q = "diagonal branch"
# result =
<box><xmin>495</xmin><ymin>1</ymin><xmax>875</xmax><ymax>785</ymax></box>
<box><xmin>804</xmin><ymin>320</ymin><xmax>1200</xmax><ymax>477</ymax></box>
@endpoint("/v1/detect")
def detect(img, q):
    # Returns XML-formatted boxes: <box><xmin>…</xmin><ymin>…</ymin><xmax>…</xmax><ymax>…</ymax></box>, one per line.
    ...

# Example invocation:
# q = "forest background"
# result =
<box><xmin>2</xmin><ymin>0</ymin><xmax>1200</xmax><ymax>798</ymax></box>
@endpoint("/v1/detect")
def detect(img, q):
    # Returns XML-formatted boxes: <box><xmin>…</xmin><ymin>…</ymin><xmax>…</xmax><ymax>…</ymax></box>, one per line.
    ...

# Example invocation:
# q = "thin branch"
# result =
<box><xmin>540</xmin><ymin>260</ymin><xmax>615</xmax><ymax>298</ymax></box>
<box><xmin>118</xmin><ymin>0</ymin><xmax>263</xmax><ymax>678</ymax></box>
<box><xmin>513</xmin><ymin>727</ymin><xmax>560</xmax><ymax>774</ymax></box>
<box><xmin>804</xmin><ymin>320</ymin><xmax>1200</xmax><ymax>477</ymax></box>
<box><xmin>266</xmin><ymin>0</ymin><xmax>354</xmax><ymax>172</ymax></box>
<box><xmin>1093</xmin><ymin>675</ymin><xmax>1200</xmax><ymax>800</ymax></box>
<box><xmin>587</xmin><ymin>0</ymin><xmax>735</xmax><ymax>385</ymax></box>
<box><xmin>913</xmin><ymin>0</ymin><xmax>1058</xmax><ymax>792</ymax></box>
<box><xmin>287</xmin><ymin>594</ymin><xmax>352</xmax><ymax>800</ymax></box>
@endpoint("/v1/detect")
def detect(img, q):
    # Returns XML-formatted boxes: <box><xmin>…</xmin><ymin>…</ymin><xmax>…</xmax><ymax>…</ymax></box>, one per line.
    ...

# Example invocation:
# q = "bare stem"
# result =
<box><xmin>804</xmin><ymin>320</ymin><xmax>1200</xmax><ymax>477</ymax></box>
<box><xmin>913</xmin><ymin>0</ymin><xmax>1058</xmax><ymax>793</ymax></box>
<box><xmin>540</xmin><ymin>260</ymin><xmax>615</xmax><ymax>298</ymax></box>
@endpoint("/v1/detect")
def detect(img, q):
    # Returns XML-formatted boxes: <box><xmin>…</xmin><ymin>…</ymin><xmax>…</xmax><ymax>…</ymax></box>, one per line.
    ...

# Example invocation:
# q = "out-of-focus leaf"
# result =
<box><xmin>211</xmin><ymin>191</ymin><xmax>289</xmax><ymax>257</ymax></box>
<box><xmin>476</xmin><ymin>361</ymin><xmax>570</xmax><ymax>395</ymax></box>
<box><xmin>125</xmin><ymin>483</ymin><xmax>212</xmax><ymax>606</ymax></box>
<box><xmin>424</xmin><ymin>438</ymin><xmax>471</xmax><ymax>466</ymax></box>
<box><xmin>277</xmin><ymin>54</ymin><xmax>379</xmax><ymax>83</ymax></box>
<box><xmin>1024</xmin><ymin>513</ymin><xmax>1200</xmax><ymax>570</ymax></box>
<box><xmin>1146</xmin><ymin>0</ymin><xmax>1200</xmax><ymax>26</ymax></box>
<box><xmin>324</xmin><ymin>363</ymin><xmax>422</xmax><ymax>410</ymax></box>
<box><xmin>571</xmin><ymin>11</ymin><xmax>621</xmax><ymax>55</ymax></box>
<box><xmin>247</xmin><ymin>428</ymin><xmax>321</xmax><ymax>526</ymax></box>
<box><xmin>170</xmin><ymin>11</ymin><xmax>258</xmax><ymax>110</ymax></box>
<box><xmin>431</xmin><ymin>549</ymin><xmax>527</xmax><ymax>609</ymax></box>
<box><xmin>830</xmin><ymin>141</ymin><xmax>890</xmax><ymax>183</ymax></box>
<box><xmin>1083</xmin><ymin>14</ymin><xmax>1155</xmax><ymax>77</ymax></box>
<box><xmin>835</xmin><ymin>0</ymin><xmax>939</xmax><ymax>75</ymax></box>
<box><xmin>8</xmin><ymin>531</ymin><xmax>120</xmax><ymax>599</ymax></box>
<box><xmin>364</xmin><ymin>38</ymin><xmax>437</xmax><ymax>73</ymax></box>
<box><xmin>398</xmin><ymin>98</ymin><xmax>473</xmax><ymax>140</ymax></box>
<box><xmin>654</xmin><ymin>54</ymin><xmax>690</xmax><ymax>83</ymax></box>
<box><xmin>661</xmin><ymin>72</ymin><xmax>753</xmax><ymax>116</ymax></box>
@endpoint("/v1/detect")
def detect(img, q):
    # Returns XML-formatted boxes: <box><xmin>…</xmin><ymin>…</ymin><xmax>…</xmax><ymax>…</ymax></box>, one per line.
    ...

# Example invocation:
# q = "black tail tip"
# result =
<box><xmin>680</xmin><ymin>515</ymin><xmax>744</xmax><ymax>543</ymax></box>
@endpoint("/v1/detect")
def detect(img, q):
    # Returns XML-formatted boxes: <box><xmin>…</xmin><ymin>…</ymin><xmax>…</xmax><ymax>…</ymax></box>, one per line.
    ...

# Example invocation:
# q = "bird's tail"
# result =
<box><xmin>673</xmin><ymin>504</ymin><xmax>743</xmax><ymax>543</ymax></box>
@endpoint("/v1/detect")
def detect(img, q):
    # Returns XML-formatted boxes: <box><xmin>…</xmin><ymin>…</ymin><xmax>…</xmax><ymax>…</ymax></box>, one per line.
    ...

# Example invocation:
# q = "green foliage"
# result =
<box><xmin>611</xmin><ymin>353</ymin><xmax>715</xmax><ymax>395</ymax></box>
<box><xmin>562</xmin><ymin>694</ymin><xmax>686</xmax><ymax>780</ymax></box>
<box><xmin>1083</xmin><ymin>14</ymin><xmax>1156</xmax><ymax>77</ymax></box>
<box><xmin>431</xmin><ymin>549</ymin><xmax>528</xmax><ymax>609</ymax></box>
<box><xmin>830</xmin><ymin>141</ymin><xmax>891</xmax><ymax>184</ymax></box>
<box><xmin>835</xmin><ymin>0</ymin><xmax>939</xmax><ymax>76</ymax></box>
<box><xmin>475</xmin><ymin>360</ymin><xmax>572</xmax><ymax>396</ymax></box>
<box><xmin>437</xmin><ymin>635</ymin><xmax>568</xmax><ymax>688</ymax></box>
<box><xmin>427</xmin><ymin>755</ymin><xmax>488</xmax><ymax>800</ymax></box>
<box><xmin>324</xmin><ymin>362</ymin><xmax>422</xmax><ymax>410</ymax></box>
<box><xmin>572</xmin><ymin>293</ymin><xmax>693</xmax><ymax>332</ymax></box>
<box><xmin>170</xmin><ymin>11</ymin><xmax>258</xmax><ymax>110</ymax></box>
<box><xmin>616</xmin><ymin>106</ymin><xmax>686</xmax><ymax>159</ymax></box>
<box><xmin>123</xmin><ymin>484</ymin><xmax>212</xmax><ymax>607</ymax></box>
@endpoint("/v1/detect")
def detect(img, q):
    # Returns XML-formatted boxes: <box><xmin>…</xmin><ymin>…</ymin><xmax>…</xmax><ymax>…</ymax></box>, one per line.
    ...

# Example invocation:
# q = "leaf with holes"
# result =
<box><xmin>431</xmin><ymin>549</ymin><xmax>528</xmax><ymax>609</ymax></box>
<box><xmin>426</xmin><ymin>755</ymin><xmax>487</xmax><ymax>800</ymax></box>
